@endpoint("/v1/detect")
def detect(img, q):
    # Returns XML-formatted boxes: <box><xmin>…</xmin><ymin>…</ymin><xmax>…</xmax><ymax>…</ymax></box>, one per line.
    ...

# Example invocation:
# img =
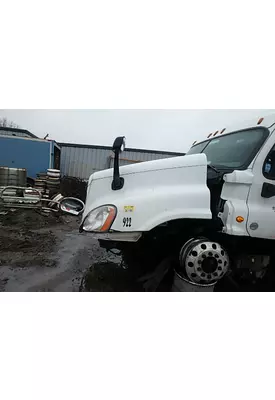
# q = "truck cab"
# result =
<box><xmin>80</xmin><ymin>114</ymin><xmax>275</xmax><ymax>290</ymax></box>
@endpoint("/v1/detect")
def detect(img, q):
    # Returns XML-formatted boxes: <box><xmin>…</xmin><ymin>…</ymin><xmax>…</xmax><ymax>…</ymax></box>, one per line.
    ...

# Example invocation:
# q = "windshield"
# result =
<box><xmin>186</xmin><ymin>128</ymin><xmax>269</xmax><ymax>169</ymax></box>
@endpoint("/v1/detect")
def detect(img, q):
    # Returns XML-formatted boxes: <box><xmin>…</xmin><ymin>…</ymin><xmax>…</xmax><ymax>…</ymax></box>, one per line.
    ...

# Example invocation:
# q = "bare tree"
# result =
<box><xmin>0</xmin><ymin>117</ymin><xmax>20</xmax><ymax>129</ymax></box>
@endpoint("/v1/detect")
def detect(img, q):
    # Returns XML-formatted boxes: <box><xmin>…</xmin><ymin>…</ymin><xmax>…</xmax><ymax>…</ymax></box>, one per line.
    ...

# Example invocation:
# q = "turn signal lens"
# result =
<box><xmin>257</xmin><ymin>117</ymin><xmax>264</xmax><ymax>125</ymax></box>
<box><xmin>236</xmin><ymin>216</ymin><xmax>244</xmax><ymax>223</ymax></box>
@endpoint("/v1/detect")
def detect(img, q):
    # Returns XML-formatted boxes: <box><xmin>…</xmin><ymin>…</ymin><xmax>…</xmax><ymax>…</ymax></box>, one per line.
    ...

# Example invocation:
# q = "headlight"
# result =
<box><xmin>82</xmin><ymin>205</ymin><xmax>117</xmax><ymax>232</ymax></box>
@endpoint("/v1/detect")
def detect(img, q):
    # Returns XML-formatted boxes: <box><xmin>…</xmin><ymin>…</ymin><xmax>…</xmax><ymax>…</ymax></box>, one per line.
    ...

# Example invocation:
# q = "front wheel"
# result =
<box><xmin>177</xmin><ymin>237</ymin><xmax>230</xmax><ymax>285</ymax></box>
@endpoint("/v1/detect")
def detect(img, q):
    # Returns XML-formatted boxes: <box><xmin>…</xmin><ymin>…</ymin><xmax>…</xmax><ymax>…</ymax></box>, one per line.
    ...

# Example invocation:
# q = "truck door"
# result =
<box><xmin>247</xmin><ymin>135</ymin><xmax>275</xmax><ymax>239</ymax></box>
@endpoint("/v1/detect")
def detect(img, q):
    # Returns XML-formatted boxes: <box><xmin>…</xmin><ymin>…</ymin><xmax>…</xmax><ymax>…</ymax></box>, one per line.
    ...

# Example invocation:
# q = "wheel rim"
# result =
<box><xmin>179</xmin><ymin>238</ymin><xmax>229</xmax><ymax>284</ymax></box>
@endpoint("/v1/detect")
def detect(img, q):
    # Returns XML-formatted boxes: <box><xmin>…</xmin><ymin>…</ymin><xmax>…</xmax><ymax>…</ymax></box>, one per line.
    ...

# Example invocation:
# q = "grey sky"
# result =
<box><xmin>1</xmin><ymin>110</ymin><xmax>274</xmax><ymax>153</ymax></box>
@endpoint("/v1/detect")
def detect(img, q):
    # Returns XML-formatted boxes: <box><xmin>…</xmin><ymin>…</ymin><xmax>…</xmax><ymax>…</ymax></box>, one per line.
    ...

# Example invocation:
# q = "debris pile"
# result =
<box><xmin>60</xmin><ymin>176</ymin><xmax>87</xmax><ymax>203</ymax></box>
<box><xmin>47</xmin><ymin>169</ymin><xmax>61</xmax><ymax>196</ymax></box>
<box><xmin>0</xmin><ymin>166</ymin><xmax>27</xmax><ymax>187</ymax></box>
<box><xmin>35</xmin><ymin>169</ymin><xmax>61</xmax><ymax>198</ymax></box>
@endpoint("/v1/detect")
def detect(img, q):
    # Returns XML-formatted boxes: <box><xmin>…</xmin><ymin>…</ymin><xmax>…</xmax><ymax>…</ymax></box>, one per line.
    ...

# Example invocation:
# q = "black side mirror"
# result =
<box><xmin>112</xmin><ymin>136</ymin><xmax>126</xmax><ymax>153</ymax></box>
<box><xmin>261</xmin><ymin>182</ymin><xmax>275</xmax><ymax>198</ymax></box>
<box><xmin>59</xmin><ymin>197</ymin><xmax>85</xmax><ymax>215</ymax></box>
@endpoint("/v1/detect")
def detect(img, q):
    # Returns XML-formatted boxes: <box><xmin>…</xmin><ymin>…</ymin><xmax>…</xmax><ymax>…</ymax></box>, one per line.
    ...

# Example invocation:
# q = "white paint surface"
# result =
<box><xmin>84</xmin><ymin>153</ymin><xmax>211</xmax><ymax>232</ymax></box>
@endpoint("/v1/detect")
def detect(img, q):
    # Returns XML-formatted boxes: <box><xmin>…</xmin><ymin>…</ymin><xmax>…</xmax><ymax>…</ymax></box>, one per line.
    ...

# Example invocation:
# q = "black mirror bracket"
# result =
<box><xmin>112</xmin><ymin>176</ymin><xmax>124</xmax><ymax>191</ymax></box>
<box><xmin>111</xmin><ymin>136</ymin><xmax>125</xmax><ymax>191</ymax></box>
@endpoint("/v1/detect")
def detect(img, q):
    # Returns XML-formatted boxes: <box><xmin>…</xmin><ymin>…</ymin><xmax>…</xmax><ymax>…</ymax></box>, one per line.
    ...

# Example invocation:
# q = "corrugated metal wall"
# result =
<box><xmin>60</xmin><ymin>146</ymin><xmax>111</xmax><ymax>178</ymax></box>
<box><xmin>60</xmin><ymin>143</ymin><xmax>184</xmax><ymax>180</ymax></box>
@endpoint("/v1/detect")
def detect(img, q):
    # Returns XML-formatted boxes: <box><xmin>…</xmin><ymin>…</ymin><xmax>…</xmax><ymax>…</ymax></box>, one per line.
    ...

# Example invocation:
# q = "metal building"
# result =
<box><xmin>59</xmin><ymin>142</ymin><xmax>184</xmax><ymax>180</ymax></box>
<box><xmin>0</xmin><ymin>127</ymin><xmax>38</xmax><ymax>139</ymax></box>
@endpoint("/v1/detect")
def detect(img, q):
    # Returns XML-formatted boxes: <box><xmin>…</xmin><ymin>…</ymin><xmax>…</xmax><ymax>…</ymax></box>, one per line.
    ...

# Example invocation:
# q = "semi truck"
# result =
<box><xmin>78</xmin><ymin>114</ymin><xmax>275</xmax><ymax>291</ymax></box>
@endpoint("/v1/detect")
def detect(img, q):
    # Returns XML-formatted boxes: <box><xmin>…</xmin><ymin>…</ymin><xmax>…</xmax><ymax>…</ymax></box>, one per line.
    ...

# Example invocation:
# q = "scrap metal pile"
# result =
<box><xmin>34</xmin><ymin>168</ymin><xmax>61</xmax><ymax>199</ymax></box>
<box><xmin>60</xmin><ymin>176</ymin><xmax>87</xmax><ymax>203</ymax></box>
<box><xmin>0</xmin><ymin>167</ymin><xmax>84</xmax><ymax>216</ymax></box>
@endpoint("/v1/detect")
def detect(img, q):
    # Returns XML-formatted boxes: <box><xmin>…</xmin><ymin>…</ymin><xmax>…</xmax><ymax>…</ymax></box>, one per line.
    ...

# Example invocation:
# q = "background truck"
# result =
<box><xmin>0</xmin><ymin>135</ymin><xmax>61</xmax><ymax>184</ymax></box>
<box><xmin>79</xmin><ymin>114</ymin><xmax>275</xmax><ymax>291</ymax></box>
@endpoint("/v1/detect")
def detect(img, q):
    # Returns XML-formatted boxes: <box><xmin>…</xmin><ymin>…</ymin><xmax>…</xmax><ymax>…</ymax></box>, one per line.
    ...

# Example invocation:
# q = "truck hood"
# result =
<box><xmin>88</xmin><ymin>153</ymin><xmax>205</xmax><ymax>182</ymax></box>
<box><xmin>83</xmin><ymin>153</ymin><xmax>211</xmax><ymax>233</ymax></box>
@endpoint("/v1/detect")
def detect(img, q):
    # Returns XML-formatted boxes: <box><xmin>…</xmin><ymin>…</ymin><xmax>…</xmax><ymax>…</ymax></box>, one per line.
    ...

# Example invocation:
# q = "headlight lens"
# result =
<box><xmin>82</xmin><ymin>205</ymin><xmax>117</xmax><ymax>232</ymax></box>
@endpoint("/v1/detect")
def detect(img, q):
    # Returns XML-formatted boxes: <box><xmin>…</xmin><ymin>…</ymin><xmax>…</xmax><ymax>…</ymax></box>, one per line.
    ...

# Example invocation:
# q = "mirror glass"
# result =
<box><xmin>60</xmin><ymin>197</ymin><xmax>84</xmax><ymax>215</ymax></box>
<box><xmin>120</xmin><ymin>138</ymin><xmax>126</xmax><ymax>152</ymax></box>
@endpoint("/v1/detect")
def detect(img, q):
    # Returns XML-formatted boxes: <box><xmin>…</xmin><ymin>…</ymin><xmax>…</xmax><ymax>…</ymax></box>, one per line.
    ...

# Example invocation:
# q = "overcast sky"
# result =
<box><xmin>1</xmin><ymin>109</ymin><xmax>274</xmax><ymax>153</ymax></box>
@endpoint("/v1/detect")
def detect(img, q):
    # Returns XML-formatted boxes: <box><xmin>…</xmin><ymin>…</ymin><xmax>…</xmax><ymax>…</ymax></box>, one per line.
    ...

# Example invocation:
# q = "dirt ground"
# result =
<box><xmin>1</xmin><ymin>209</ymin><xmax>267</xmax><ymax>292</ymax></box>
<box><xmin>2</xmin><ymin>209</ymin><xmax>252</xmax><ymax>292</ymax></box>
<box><xmin>0</xmin><ymin>209</ymin><xmax>132</xmax><ymax>292</ymax></box>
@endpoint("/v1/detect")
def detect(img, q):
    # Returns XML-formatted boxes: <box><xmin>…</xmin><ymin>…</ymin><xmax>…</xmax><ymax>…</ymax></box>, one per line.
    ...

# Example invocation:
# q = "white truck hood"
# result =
<box><xmin>83</xmin><ymin>153</ymin><xmax>211</xmax><ymax>232</ymax></box>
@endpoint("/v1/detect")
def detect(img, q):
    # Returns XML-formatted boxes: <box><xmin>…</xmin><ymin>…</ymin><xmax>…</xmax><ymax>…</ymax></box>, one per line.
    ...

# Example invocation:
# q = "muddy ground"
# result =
<box><xmin>2</xmin><ymin>209</ymin><xmax>254</xmax><ymax>292</ymax></box>
<box><xmin>0</xmin><ymin>209</ymin><xmax>137</xmax><ymax>292</ymax></box>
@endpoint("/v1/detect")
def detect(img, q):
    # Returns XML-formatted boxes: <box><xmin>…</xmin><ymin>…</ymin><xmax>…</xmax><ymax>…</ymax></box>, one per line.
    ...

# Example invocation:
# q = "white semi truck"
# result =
<box><xmin>78</xmin><ymin>114</ymin><xmax>275</xmax><ymax>291</ymax></box>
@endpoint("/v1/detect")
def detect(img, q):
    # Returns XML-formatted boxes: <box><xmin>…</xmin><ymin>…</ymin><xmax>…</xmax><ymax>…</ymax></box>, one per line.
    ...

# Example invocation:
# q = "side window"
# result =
<box><xmin>263</xmin><ymin>146</ymin><xmax>275</xmax><ymax>180</ymax></box>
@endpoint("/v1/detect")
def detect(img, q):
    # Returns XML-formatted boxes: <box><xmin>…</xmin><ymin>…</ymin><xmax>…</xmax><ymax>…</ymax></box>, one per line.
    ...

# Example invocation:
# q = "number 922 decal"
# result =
<box><xmin>123</xmin><ymin>217</ymin><xmax>132</xmax><ymax>228</ymax></box>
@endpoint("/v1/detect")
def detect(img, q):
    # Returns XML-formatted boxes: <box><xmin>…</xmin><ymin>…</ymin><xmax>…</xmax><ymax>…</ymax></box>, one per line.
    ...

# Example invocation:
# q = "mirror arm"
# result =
<box><xmin>112</xmin><ymin>149</ymin><xmax>124</xmax><ymax>191</ymax></box>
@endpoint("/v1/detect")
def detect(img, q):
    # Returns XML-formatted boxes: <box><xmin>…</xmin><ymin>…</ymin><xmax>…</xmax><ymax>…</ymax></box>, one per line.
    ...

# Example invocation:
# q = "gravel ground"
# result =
<box><xmin>0</xmin><ymin>209</ymin><xmax>130</xmax><ymax>292</ymax></box>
